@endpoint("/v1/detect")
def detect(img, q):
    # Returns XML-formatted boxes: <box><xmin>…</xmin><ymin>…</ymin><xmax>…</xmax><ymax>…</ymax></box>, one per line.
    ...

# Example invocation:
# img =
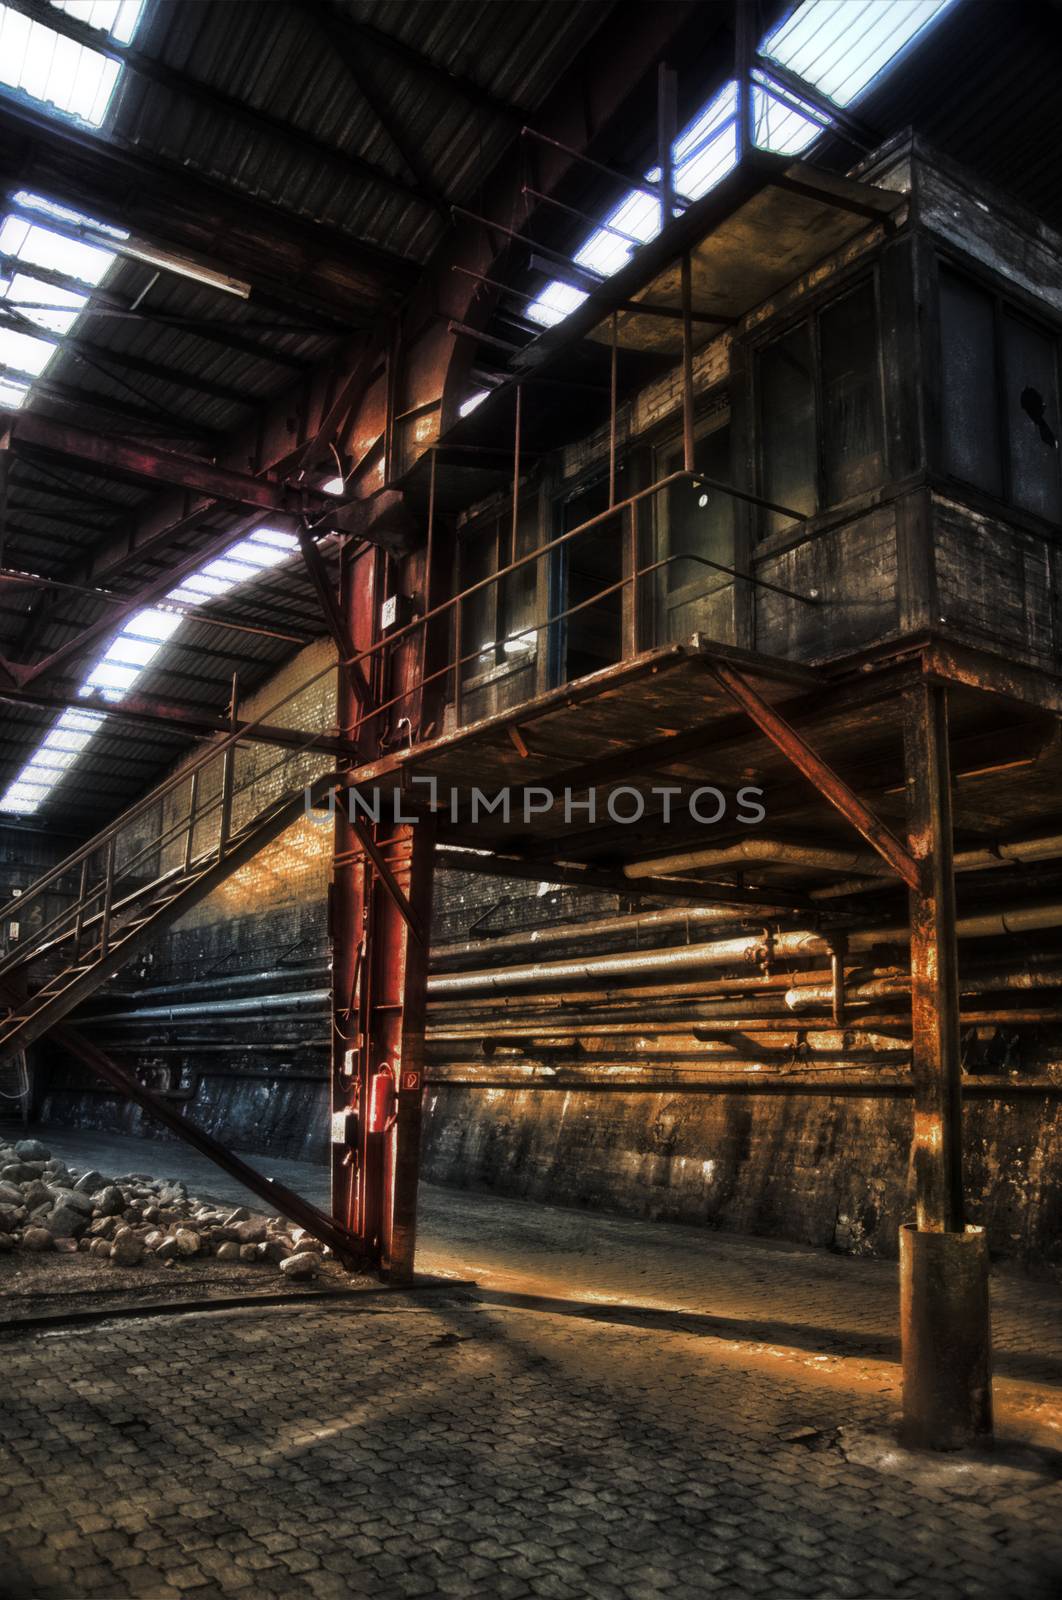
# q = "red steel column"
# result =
<box><xmin>330</xmin><ymin>535</ymin><xmax>437</xmax><ymax>1280</ymax></box>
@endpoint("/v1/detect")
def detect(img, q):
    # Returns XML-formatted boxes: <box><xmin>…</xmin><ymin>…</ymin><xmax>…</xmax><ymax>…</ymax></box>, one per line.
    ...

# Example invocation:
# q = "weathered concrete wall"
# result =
<box><xmin>420</xmin><ymin>1085</ymin><xmax>1062</xmax><ymax>1265</ymax></box>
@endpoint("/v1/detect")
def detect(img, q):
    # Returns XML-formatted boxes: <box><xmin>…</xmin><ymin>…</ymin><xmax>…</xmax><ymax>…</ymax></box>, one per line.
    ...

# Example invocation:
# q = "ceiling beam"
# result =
<box><xmin>3</xmin><ymin>0</ymin><xmax>440</xmax><ymax>218</ymax></box>
<box><xmin>0</xmin><ymin>251</ymin><xmax>315</xmax><ymax>369</ymax></box>
<box><xmin>0</xmin><ymin>682</ymin><xmax>350</xmax><ymax>758</ymax></box>
<box><xmin>0</xmin><ymin>96</ymin><xmax>420</xmax><ymax>318</ymax></box>
<box><xmin>1</xmin><ymin>509</ymin><xmax>269</xmax><ymax>689</ymax></box>
<box><xmin>0</xmin><ymin>369</ymin><xmax>212</xmax><ymax>441</ymax></box>
<box><xmin>300</xmin><ymin>0</ymin><xmax>450</xmax><ymax>219</ymax></box>
<box><xmin>0</xmin><ymin>309</ymin><xmax>251</xmax><ymax>409</ymax></box>
<box><xmin>332</xmin><ymin>10</ymin><xmax>533</xmax><ymax>125</ymax></box>
<box><xmin>1</xmin><ymin>411</ymin><xmax>330</xmax><ymax>513</ymax></box>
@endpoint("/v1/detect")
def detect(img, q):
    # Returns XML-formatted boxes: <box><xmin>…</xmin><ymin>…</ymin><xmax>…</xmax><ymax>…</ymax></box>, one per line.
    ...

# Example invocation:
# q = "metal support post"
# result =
<box><xmin>657</xmin><ymin>62</ymin><xmax>677</xmax><ymax>231</ymax></box>
<box><xmin>735</xmin><ymin>0</ymin><xmax>757</xmax><ymax>161</ymax></box>
<box><xmin>217</xmin><ymin>670</ymin><xmax>238</xmax><ymax>859</ymax></box>
<box><xmin>330</xmin><ymin>527</ymin><xmax>438</xmax><ymax>1281</ymax></box>
<box><xmin>99</xmin><ymin>836</ymin><xmax>115</xmax><ymax>959</ymax></box>
<box><xmin>184</xmin><ymin>766</ymin><xmax>200</xmax><ymax>873</ymax></box>
<box><xmin>681</xmin><ymin>254</ymin><xmax>695</xmax><ymax>473</ymax></box>
<box><xmin>609</xmin><ymin>312</ymin><xmax>618</xmax><ymax>509</ymax></box>
<box><xmin>900</xmin><ymin>680</ymin><xmax>992</xmax><ymax>1448</ymax></box>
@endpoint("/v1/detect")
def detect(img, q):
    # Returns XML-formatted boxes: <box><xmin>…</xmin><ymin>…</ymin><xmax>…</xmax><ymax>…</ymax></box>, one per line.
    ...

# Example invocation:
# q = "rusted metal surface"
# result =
<box><xmin>899</xmin><ymin>1225</ymin><xmax>992</xmax><ymax>1449</ymax></box>
<box><xmin>706</xmin><ymin>657</ymin><xmax>920</xmax><ymax>890</ymax></box>
<box><xmin>902</xmin><ymin>681</ymin><xmax>964</xmax><ymax>1233</ymax></box>
<box><xmin>0</xmin><ymin>411</ymin><xmax>328</xmax><ymax>514</ymax></box>
<box><xmin>330</xmin><ymin>538</ymin><xmax>437</xmax><ymax>1282</ymax></box>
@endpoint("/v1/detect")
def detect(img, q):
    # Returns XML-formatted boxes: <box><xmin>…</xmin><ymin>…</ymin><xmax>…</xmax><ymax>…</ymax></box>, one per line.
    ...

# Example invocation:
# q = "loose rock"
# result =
<box><xmin>110</xmin><ymin>1234</ymin><xmax>144</xmax><ymax>1267</ymax></box>
<box><xmin>93</xmin><ymin>1186</ymin><xmax>125</xmax><ymax>1217</ymax></box>
<box><xmin>46</xmin><ymin>1204</ymin><xmax>90</xmax><ymax>1239</ymax></box>
<box><xmin>23</xmin><ymin>1227</ymin><xmax>53</xmax><ymax>1251</ymax></box>
<box><xmin>14</xmin><ymin>1140</ymin><xmax>50</xmax><ymax>1162</ymax></box>
<box><xmin>279</xmin><ymin>1252</ymin><xmax>318</xmax><ymax>1279</ymax></box>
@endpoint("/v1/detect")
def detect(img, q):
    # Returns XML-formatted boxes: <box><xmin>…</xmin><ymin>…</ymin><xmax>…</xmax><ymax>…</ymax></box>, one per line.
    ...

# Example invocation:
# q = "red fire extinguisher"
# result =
<box><xmin>366</xmin><ymin>1064</ymin><xmax>397</xmax><ymax>1134</ymax></box>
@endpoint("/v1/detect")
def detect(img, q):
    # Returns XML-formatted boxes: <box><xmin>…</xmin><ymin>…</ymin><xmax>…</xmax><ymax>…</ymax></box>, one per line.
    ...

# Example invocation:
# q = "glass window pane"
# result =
<box><xmin>665</xmin><ymin>428</ymin><xmax>734</xmax><ymax>591</ymax></box>
<box><xmin>820</xmin><ymin>281</ymin><xmax>883</xmax><ymax>503</ymax></box>
<box><xmin>498</xmin><ymin>499</ymin><xmax>540</xmax><ymax>662</ymax></box>
<box><xmin>1002</xmin><ymin>313</ymin><xmax>1061</xmax><ymax>522</ymax></box>
<box><xmin>458</xmin><ymin>524</ymin><xmax>496</xmax><ymax>685</ymax></box>
<box><xmin>760</xmin><ymin>321</ymin><xmax>816</xmax><ymax>536</ymax></box>
<box><xmin>940</xmin><ymin>270</ymin><xmax>1001</xmax><ymax>496</ymax></box>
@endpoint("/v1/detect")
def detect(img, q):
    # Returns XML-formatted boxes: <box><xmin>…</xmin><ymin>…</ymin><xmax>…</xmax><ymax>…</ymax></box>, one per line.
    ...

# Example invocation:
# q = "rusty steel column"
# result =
<box><xmin>900</xmin><ymin>680</ymin><xmax>992</xmax><ymax>1448</ymax></box>
<box><xmin>330</xmin><ymin>531</ymin><xmax>437</xmax><ymax>1281</ymax></box>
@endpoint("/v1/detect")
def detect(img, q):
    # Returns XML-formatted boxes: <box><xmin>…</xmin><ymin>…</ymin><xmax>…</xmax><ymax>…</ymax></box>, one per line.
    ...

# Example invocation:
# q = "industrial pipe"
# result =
<box><xmin>624</xmin><ymin>838</ymin><xmax>893</xmax><ymax>880</ymax></box>
<box><xmin>81</xmin><ymin>989</ymin><xmax>329</xmax><ymax>1025</ymax></box>
<box><xmin>812</xmin><ymin>830</ymin><xmax>1062</xmax><ymax>899</ymax></box>
<box><xmin>428</xmin><ymin>902</ymin><xmax>1062</xmax><ymax>995</ymax></box>
<box><xmin>432</xmin><ymin>902</ymin><xmax>776</xmax><ymax>967</ymax></box>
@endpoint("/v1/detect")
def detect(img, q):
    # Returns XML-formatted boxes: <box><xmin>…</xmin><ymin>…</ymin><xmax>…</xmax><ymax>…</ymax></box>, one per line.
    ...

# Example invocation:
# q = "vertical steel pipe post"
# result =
<box><xmin>681</xmin><ymin>253</ymin><xmax>695</xmax><ymax>474</ymax></box>
<box><xmin>900</xmin><ymin>680</ymin><xmax>992</xmax><ymax>1448</ymax></box>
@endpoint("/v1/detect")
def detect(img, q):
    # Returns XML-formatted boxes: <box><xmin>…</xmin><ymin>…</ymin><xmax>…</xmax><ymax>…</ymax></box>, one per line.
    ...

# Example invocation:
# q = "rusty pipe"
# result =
<box><xmin>431</xmin><ymin>902</ymin><xmax>1062</xmax><ymax>996</ymax></box>
<box><xmin>813</xmin><ymin>830</ymin><xmax>1062</xmax><ymax>899</ymax></box>
<box><xmin>625</xmin><ymin>838</ymin><xmax>893</xmax><ymax>880</ymax></box>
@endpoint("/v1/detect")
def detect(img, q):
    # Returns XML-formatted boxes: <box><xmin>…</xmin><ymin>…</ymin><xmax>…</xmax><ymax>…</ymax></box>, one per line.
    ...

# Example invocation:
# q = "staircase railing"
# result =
<box><xmin>0</xmin><ymin>680</ymin><xmax>341</xmax><ymax>984</ymax></box>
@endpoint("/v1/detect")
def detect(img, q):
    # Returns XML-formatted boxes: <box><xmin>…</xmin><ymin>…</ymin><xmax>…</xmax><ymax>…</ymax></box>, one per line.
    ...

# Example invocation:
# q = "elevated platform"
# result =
<box><xmin>345</xmin><ymin>633</ymin><xmax>1062</xmax><ymax>899</ymax></box>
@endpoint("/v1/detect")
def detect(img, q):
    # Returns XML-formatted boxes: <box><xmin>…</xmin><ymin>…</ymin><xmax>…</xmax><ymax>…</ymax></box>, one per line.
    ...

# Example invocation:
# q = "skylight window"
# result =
<box><xmin>0</xmin><ymin>3</ymin><xmax>119</xmax><ymax>126</ymax></box>
<box><xmin>0</xmin><ymin>529</ymin><xmax>299</xmax><ymax>815</ymax></box>
<box><xmin>459</xmin><ymin>390</ymin><xmax>490</xmax><ymax>418</ymax></box>
<box><xmin>0</xmin><ymin>376</ymin><xmax>29</xmax><ymax>408</ymax></box>
<box><xmin>761</xmin><ymin>0</ymin><xmax>955</xmax><ymax>109</ymax></box>
<box><xmin>12</xmin><ymin>189</ymin><xmax>128</xmax><ymax>240</ymax></box>
<box><xmin>52</xmin><ymin>1</ymin><xmax>144</xmax><ymax>48</ymax></box>
<box><xmin>525</xmin><ymin>0</ymin><xmax>955</xmax><ymax>329</ymax></box>
<box><xmin>0</xmin><ymin>215</ymin><xmax>115</xmax><ymax>285</ymax></box>
<box><xmin>0</xmin><ymin>324</ymin><xmax>57</xmax><ymax>379</ymax></box>
<box><xmin>2</xmin><ymin>272</ymin><xmax>87</xmax><ymax>337</ymax></box>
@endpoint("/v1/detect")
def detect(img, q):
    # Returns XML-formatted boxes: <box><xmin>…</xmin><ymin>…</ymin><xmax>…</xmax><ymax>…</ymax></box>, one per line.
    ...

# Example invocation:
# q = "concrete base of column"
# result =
<box><xmin>899</xmin><ymin>1223</ymin><xmax>993</xmax><ymax>1450</ymax></box>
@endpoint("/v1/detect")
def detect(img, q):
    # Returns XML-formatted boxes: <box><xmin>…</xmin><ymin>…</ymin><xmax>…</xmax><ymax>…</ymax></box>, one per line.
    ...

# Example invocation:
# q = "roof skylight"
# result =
<box><xmin>0</xmin><ymin>527</ymin><xmax>300</xmax><ymax>815</ymax></box>
<box><xmin>0</xmin><ymin>0</ymin><xmax>143</xmax><ymax>128</ymax></box>
<box><xmin>525</xmin><ymin>0</ymin><xmax>955</xmax><ymax>329</ymax></box>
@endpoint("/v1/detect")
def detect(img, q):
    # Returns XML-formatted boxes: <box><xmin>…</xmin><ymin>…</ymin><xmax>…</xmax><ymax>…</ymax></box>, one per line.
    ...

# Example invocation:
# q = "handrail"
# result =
<box><xmin>0</xmin><ymin>467</ymin><xmax>814</xmax><ymax>931</ymax></box>
<box><xmin>0</xmin><ymin>699</ymin><xmax>336</xmax><ymax>926</ymax></box>
<box><xmin>0</xmin><ymin>764</ymin><xmax>338</xmax><ymax>985</ymax></box>
<box><xmin>0</xmin><ymin>730</ymin><xmax>332</xmax><ymax>950</ymax></box>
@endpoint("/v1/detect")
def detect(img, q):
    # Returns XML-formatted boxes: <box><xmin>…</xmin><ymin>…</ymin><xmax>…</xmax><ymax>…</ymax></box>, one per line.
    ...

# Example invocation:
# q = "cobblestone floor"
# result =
<box><xmin>1</xmin><ymin>1131</ymin><xmax>1060</xmax><ymax>1599</ymax></box>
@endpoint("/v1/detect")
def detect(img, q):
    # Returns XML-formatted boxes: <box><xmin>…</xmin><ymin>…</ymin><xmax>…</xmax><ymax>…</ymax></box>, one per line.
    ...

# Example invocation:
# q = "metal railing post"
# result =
<box><xmin>218</xmin><ymin>671</ymin><xmax>238</xmax><ymax>860</ymax></box>
<box><xmin>184</xmin><ymin>766</ymin><xmax>201</xmax><ymax>874</ymax></box>
<box><xmin>72</xmin><ymin>856</ymin><xmax>88</xmax><ymax>961</ymax></box>
<box><xmin>99</xmin><ymin>837</ymin><xmax>116</xmax><ymax>960</ymax></box>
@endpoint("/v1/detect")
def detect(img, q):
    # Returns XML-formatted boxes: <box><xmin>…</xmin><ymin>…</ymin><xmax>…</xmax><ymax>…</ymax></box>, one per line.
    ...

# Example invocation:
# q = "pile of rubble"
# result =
<box><xmin>0</xmin><ymin>1138</ymin><xmax>328</xmax><ymax>1279</ymax></box>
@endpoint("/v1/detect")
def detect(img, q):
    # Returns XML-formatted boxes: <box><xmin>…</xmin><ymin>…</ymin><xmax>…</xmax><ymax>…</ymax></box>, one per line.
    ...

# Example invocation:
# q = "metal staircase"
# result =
<box><xmin>0</xmin><ymin>718</ymin><xmax>337</xmax><ymax>1063</ymax></box>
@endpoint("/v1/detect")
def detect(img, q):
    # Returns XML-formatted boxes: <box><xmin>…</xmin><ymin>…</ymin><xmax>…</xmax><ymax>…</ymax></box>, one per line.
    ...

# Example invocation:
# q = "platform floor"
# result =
<box><xmin>1</xmin><ymin>1128</ymin><xmax>1060</xmax><ymax>1600</ymax></box>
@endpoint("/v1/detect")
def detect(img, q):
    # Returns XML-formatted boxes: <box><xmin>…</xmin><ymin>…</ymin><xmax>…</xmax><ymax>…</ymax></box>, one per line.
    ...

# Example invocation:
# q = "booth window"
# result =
<box><xmin>657</xmin><ymin>424</ymin><xmax>735</xmax><ymax>641</ymax></box>
<box><xmin>757</xmin><ymin>278</ymin><xmax>883</xmax><ymax>536</ymax></box>
<box><xmin>940</xmin><ymin>268</ymin><xmax>1061</xmax><ymax>522</ymax></box>
<box><xmin>455</xmin><ymin>499</ymin><xmax>541</xmax><ymax>723</ymax></box>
